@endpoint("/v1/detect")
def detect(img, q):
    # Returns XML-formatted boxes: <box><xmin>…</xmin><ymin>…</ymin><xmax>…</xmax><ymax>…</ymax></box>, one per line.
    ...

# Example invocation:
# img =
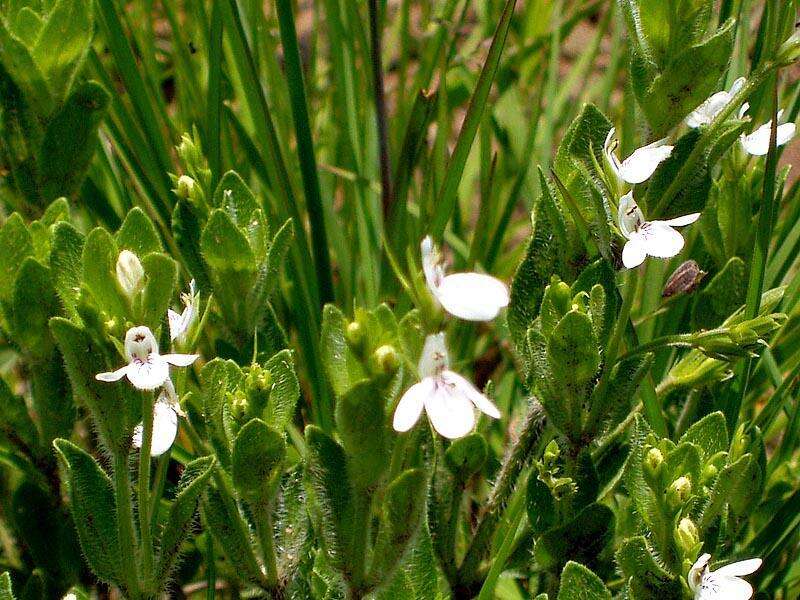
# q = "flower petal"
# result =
<box><xmin>162</xmin><ymin>353</ymin><xmax>199</xmax><ymax>367</ymax></box>
<box><xmin>421</xmin><ymin>236</ymin><xmax>442</xmax><ymax>292</ymax></box>
<box><xmin>126</xmin><ymin>357</ymin><xmax>170</xmax><ymax>390</ymax></box>
<box><xmin>435</xmin><ymin>273</ymin><xmax>509</xmax><ymax>321</ymax></box>
<box><xmin>418</xmin><ymin>333</ymin><xmax>449</xmax><ymax>378</ymax></box>
<box><xmin>424</xmin><ymin>382</ymin><xmax>475</xmax><ymax>439</ymax></box>
<box><xmin>393</xmin><ymin>379</ymin><xmax>433</xmax><ymax>432</ymax></box>
<box><xmin>714</xmin><ymin>558</ymin><xmax>762</xmax><ymax>578</ymax></box>
<box><xmin>96</xmin><ymin>365</ymin><xmax>129</xmax><ymax>382</ymax></box>
<box><xmin>641</xmin><ymin>222</ymin><xmax>685</xmax><ymax>259</ymax></box>
<box><xmin>133</xmin><ymin>402</ymin><xmax>179</xmax><ymax>457</ymax></box>
<box><xmin>698</xmin><ymin>574</ymin><xmax>753</xmax><ymax>600</ymax></box>
<box><xmin>741</xmin><ymin>121</ymin><xmax>796</xmax><ymax>155</ymax></box>
<box><xmin>622</xmin><ymin>236</ymin><xmax>647</xmax><ymax>269</ymax></box>
<box><xmin>618</xmin><ymin>143</ymin><xmax>673</xmax><ymax>184</ymax></box>
<box><xmin>661</xmin><ymin>213</ymin><xmax>701</xmax><ymax>227</ymax></box>
<box><xmin>444</xmin><ymin>371</ymin><xmax>500</xmax><ymax>419</ymax></box>
<box><xmin>617</xmin><ymin>191</ymin><xmax>643</xmax><ymax>239</ymax></box>
<box><xmin>168</xmin><ymin>308</ymin><xmax>185</xmax><ymax>341</ymax></box>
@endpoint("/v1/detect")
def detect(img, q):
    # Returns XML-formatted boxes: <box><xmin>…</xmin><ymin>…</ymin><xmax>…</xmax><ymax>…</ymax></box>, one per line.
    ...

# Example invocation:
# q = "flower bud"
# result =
<box><xmin>662</xmin><ymin>260</ymin><xmax>705</xmax><ymax>298</ymax></box>
<box><xmin>777</xmin><ymin>31</ymin><xmax>800</xmax><ymax>66</ymax></box>
<box><xmin>666</xmin><ymin>476</ymin><xmax>692</xmax><ymax>511</ymax></box>
<box><xmin>643</xmin><ymin>447</ymin><xmax>665</xmax><ymax>489</ymax></box>
<box><xmin>175</xmin><ymin>175</ymin><xmax>196</xmax><ymax>199</ymax></box>
<box><xmin>370</xmin><ymin>344</ymin><xmax>400</xmax><ymax>376</ymax></box>
<box><xmin>116</xmin><ymin>250</ymin><xmax>144</xmax><ymax>298</ymax></box>
<box><xmin>675</xmin><ymin>517</ymin><xmax>699</xmax><ymax>554</ymax></box>
<box><xmin>543</xmin><ymin>440</ymin><xmax>561</xmax><ymax>465</ymax></box>
<box><xmin>345</xmin><ymin>321</ymin><xmax>364</xmax><ymax>352</ymax></box>
<box><xmin>702</xmin><ymin>463</ymin><xmax>718</xmax><ymax>484</ymax></box>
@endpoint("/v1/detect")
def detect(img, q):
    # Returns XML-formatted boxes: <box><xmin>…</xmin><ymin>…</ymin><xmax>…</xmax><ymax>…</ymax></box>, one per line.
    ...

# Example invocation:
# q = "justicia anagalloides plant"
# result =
<box><xmin>95</xmin><ymin>325</ymin><xmax>198</xmax><ymax>390</ymax></box>
<box><xmin>685</xmin><ymin>77</ymin><xmax>746</xmax><ymax>128</ymax></box>
<box><xmin>738</xmin><ymin>102</ymin><xmax>797</xmax><ymax>156</ymax></box>
<box><xmin>618</xmin><ymin>192</ymin><xmax>700</xmax><ymax>269</ymax></box>
<box><xmin>604</xmin><ymin>127</ymin><xmax>674</xmax><ymax>184</ymax></box>
<box><xmin>393</xmin><ymin>333</ymin><xmax>500</xmax><ymax>439</ymax></box>
<box><xmin>687</xmin><ymin>553</ymin><xmax>762</xmax><ymax>600</ymax></box>
<box><xmin>421</xmin><ymin>236</ymin><xmax>509</xmax><ymax>321</ymax></box>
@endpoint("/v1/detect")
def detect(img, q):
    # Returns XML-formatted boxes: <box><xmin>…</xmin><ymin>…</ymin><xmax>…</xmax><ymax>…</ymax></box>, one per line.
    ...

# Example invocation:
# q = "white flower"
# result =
<box><xmin>392</xmin><ymin>333</ymin><xmax>500</xmax><ymax>439</ymax></box>
<box><xmin>132</xmin><ymin>391</ymin><xmax>179</xmax><ymax>456</ymax></box>
<box><xmin>96</xmin><ymin>326</ymin><xmax>198</xmax><ymax>390</ymax></box>
<box><xmin>739</xmin><ymin>102</ymin><xmax>797</xmax><ymax>156</ymax></box>
<box><xmin>421</xmin><ymin>237</ymin><xmax>509</xmax><ymax>321</ymax></box>
<box><xmin>686</xmin><ymin>77</ymin><xmax>746</xmax><ymax>128</ymax></box>
<box><xmin>116</xmin><ymin>250</ymin><xmax>144</xmax><ymax>297</ymax></box>
<box><xmin>169</xmin><ymin>279</ymin><xmax>198</xmax><ymax>343</ymax></box>
<box><xmin>618</xmin><ymin>192</ymin><xmax>700</xmax><ymax>269</ymax></box>
<box><xmin>688</xmin><ymin>553</ymin><xmax>762</xmax><ymax>600</ymax></box>
<box><xmin>604</xmin><ymin>127</ymin><xmax>674</xmax><ymax>184</ymax></box>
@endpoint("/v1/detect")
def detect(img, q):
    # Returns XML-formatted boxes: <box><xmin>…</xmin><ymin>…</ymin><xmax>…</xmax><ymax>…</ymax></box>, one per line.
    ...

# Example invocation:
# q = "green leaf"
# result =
<box><xmin>232</xmin><ymin>419</ymin><xmax>285</xmax><ymax>501</ymax></box>
<box><xmin>527</xmin><ymin>476</ymin><xmax>556</xmax><ymax>535</ymax></box>
<box><xmin>10</xmin><ymin>257</ymin><xmax>59</xmax><ymax>357</ymax></box>
<box><xmin>140</xmin><ymin>253</ymin><xmax>177</xmax><ymax>331</ymax></box>
<box><xmin>691</xmin><ymin>257</ymin><xmax>747</xmax><ymax>330</ymax></box>
<box><xmin>53</xmin><ymin>439</ymin><xmax>121</xmax><ymax>586</ymax></box>
<box><xmin>304</xmin><ymin>425</ymin><xmax>355</xmax><ymax>571</ymax></box>
<box><xmin>155</xmin><ymin>456</ymin><xmax>215</xmax><ymax>585</ymax></box>
<box><xmin>245</xmin><ymin>218</ymin><xmax>293</xmax><ymax>330</ymax></box>
<box><xmin>334</xmin><ymin>380</ymin><xmax>389</xmax><ymax>488</ymax></box>
<box><xmin>0</xmin><ymin>376</ymin><xmax>39</xmax><ymax>453</ymax></box>
<box><xmin>367</xmin><ymin>469</ymin><xmax>427</xmax><ymax>587</ymax></box>
<box><xmin>213</xmin><ymin>170</ymin><xmax>261</xmax><ymax>227</ymax></box>
<box><xmin>202</xmin><ymin>486</ymin><xmax>267</xmax><ymax>586</ymax></box>
<box><xmin>444</xmin><ymin>434</ymin><xmax>488</xmax><ymax>482</ymax></box>
<box><xmin>616</xmin><ymin>536</ymin><xmax>682</xmax><ymax>600</ymax></box>
<box><xmin>644</xmin><ymin>129</ymin><xmax>711</xmax><ymax>219</ymax></box>
<box><xmin>679</xmin><ymin>411</ymin><xmax>728</xmax><ymax>459</ymax></box>
<box><xmin>261</xmin><ymin>349</ymin><xmax>300</xmax><ymax>431</ymax></box>
<box><xmin>115</xmin><ymin>207</ymin><xmax>162</xmax><ymax>256</ymax></box>
<box><xmin>172</xmin><ymin>199</ymin><xmax>211</xmax><ymax>292</ymax></box>
<box><xmin>0</xmin><ymin>213</ymin><xmax>34</xmax><ymax>303</ymax></box>
<box><xmin>50</xmin><ymin>317</ymin><xmax>131</xmax><ymax>452</ymax></box>
<box><xmin>557</xmin><ymin>562</ymin><xmax>611</xmax><ymax>600</ymax></box>
<box><xmin>31</xmin><ymin>0</ymin><xmax>94</xmax><ymax>100</ymax></box>
<box><xmin>636</xmin><ymin>20</ymin><xmax>735</xmax><ymax>136</ymax></box>
<box><xmin>534</xmin><ymin>503</ymin><xmax>613</xmax><ymax>570</ymax></box>
<box><xmin>201</xmin><ymin>209</ymin><xmax>256</xmax><ymax>272</ymax></box>
<box><xmin>0</xmin><ymin>19</ymin><xmax>52</xmax><ymax>115</ymax></box>
<box><xmin>320</xmin><ymin>304</ymin><xmax>367</xmax><ymax>398</ymax></box>
<box><xmin>81</xmin><ymin>227</ymin><xmax>128</xmax><ymax>320</ymax></box>
<box><xmin>508</xmin><ymin>173</ymin><xmax>568</xmax><ymax>351</ymax></box>
<box><xmin>37</xmin><ymin>81</ymin><xmax>110</xmax><ymax>202</ymax></box>
<box><xmin>12</xmin><ymin>8</ymin><xmax>43</xmax><ymax>46</ymax></box>
<box><xmin>49</xmin><ymin>222</ymin><xmax>84</xmax><ymax>320</ymax></box>
<box><xmin>588</xmin><ymin>353</ymin><xmax>653</xmax><ymax>437</ymax></box>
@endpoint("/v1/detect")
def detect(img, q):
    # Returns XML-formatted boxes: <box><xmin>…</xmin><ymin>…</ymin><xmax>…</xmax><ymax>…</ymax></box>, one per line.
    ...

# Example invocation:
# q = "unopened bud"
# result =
<box><xmin>675</xmin><ymin>517</ymin><xmax>699</xmax><ymax>553</ymax></box>
<box><xmin>777</xmin><ymin>31</ymin><xmax>800</xmax><ymax>66</ymax></box>
<box><xmin>663</xmin><ymin>260</ymin><xmax>705</xmax><ymax>298</ymax></box>
<box><xmin>371</xmin><ymin>344</ymin><xmax>399</xmax><ymax>375</ymax></box>
<box><xmin>702</xmin><ymin>463</ymin><xmax>718</xmax><ymax>483</ymax></box>
<box><xmin>175</xmin><ymin>175</ymin><xmax>196</xmax><ymax>199</ymax></box>
<box><xmin>345</xmin><ymin>321</ymin><xmax>364</xmax><ymax>352</ymax></box>
<box><xmin>666</xmin><ymin>476</ymin><xmax>692</xmax><ymax>511</ymax></box>
<box><xmin>116</xmin><ymin>250</ymin><xmax>144</xmax><ymax>298</ymax></box>
<box><xmin>643</xmin><ymin>447</ymin><xmax>665</xmax><ymax>488</ymax></box>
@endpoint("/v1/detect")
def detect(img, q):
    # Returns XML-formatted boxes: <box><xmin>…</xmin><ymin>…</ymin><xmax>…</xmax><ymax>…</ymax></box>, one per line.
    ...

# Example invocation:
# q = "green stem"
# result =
<box><xmin>368</xmin><ymin>0</ymin><xmax>394</xmax><ymax>219</ymax></box>
<box><xmin>113</xmin><ymin>450</ymin><xmax>140</xmax><ymax>597</ymax></box>
<box><xmin>727</xmin><ymin>74</ymin><xmax>782</xmax><ymax>430</ymax></box>
<box><xmin>475</xmin><ymin>475</ymin><xmax>529</xmax><ymax>600</ymax></box>
<box><xmin>138</xmin><ymin>393</ymin><xmax>155</xmax><ymax>587</ymax></box>
<box><xmin>253</xmin><ymin>503</ymin><xmax>279</xmax><ymax>587</ymax></box>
